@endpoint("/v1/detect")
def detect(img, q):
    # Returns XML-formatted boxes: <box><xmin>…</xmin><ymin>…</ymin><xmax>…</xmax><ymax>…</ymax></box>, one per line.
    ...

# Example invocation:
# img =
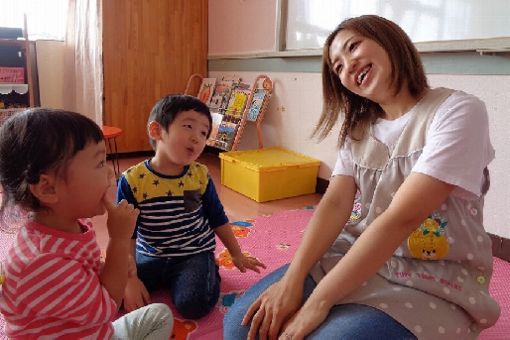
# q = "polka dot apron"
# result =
<box><xmin>311</xmin><ymin>88</ymin><xmax>500</xmax><ymax>339</ymax></box>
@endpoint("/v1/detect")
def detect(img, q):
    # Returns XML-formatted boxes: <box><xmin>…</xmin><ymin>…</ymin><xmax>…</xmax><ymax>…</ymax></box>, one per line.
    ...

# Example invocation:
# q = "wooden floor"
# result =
<box><xmin>93</xmin><ymin>151</ymin><xmax>322</xmax><ymax>250</ymax></box>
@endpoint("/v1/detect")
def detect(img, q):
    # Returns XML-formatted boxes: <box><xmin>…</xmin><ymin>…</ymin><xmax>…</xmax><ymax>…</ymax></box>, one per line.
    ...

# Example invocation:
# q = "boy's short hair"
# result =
<box><xmin>148</xmin><ymin>94</ymin><xmax>212</xmax><ymax>149</ymax></box>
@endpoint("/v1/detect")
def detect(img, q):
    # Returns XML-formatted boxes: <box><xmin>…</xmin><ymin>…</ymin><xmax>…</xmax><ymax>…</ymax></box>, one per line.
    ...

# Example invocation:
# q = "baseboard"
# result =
<box><xmin>316</xmin><ymin>177</ymin><xmax>329</xmax><ymax>194</ymax></box>
<box><xmin>489</xmin><ymin>233</ymin><xmax>510</xmax><ymax>262</ymax></box>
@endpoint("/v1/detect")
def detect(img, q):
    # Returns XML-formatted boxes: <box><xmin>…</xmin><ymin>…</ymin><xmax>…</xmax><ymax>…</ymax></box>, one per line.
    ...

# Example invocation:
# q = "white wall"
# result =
<box><xmin>208</xmin><ymin>0</ymin><xmax>278</xmax><ymax>56</ymax></box>
<box><xmin>210</xmin><ymin>71</ymin><xmax>510</xmax><ymax>238</ymax></box>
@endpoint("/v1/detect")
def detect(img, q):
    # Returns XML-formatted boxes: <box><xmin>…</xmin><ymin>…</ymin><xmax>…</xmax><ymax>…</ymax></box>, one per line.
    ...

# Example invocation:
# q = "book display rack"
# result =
<box><xmin>185</xmin><ymin>73</ymin><xmax>273</xmax><ymax>151</ymax></box>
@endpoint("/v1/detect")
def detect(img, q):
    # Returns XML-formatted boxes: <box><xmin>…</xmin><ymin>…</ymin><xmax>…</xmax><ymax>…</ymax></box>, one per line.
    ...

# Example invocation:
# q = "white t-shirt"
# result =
<box><xmin>333</xmin><ymin>90</ymin><xmax>495</xmax><ymax>199</ymax></box>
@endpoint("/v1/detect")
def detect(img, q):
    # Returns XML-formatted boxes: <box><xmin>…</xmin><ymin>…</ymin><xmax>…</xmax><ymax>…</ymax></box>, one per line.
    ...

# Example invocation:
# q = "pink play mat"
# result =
<box><xmin>1</xmin><ymin>208</ymin><xmax>509</xmax><ymax>339</ymax></box>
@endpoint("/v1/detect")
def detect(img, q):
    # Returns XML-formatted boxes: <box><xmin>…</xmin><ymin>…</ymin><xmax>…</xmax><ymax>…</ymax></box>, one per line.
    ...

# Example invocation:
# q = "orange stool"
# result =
<box><xmin>101</xmin><ymin>125</ymin><xmax>123</xmax><ymax>178</ymax></box>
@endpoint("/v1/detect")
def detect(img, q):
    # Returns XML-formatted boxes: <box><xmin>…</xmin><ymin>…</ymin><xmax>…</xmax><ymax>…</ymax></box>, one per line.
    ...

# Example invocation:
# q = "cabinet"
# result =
<box><xmin>102</xmin><ymin>0</ymin><xmax>208</xmax><ymax>153</ymax></box>
<box><xmin>0</xmin><ymin>16</ymin><xmax>34</xmax><ymax>122</ymax></box>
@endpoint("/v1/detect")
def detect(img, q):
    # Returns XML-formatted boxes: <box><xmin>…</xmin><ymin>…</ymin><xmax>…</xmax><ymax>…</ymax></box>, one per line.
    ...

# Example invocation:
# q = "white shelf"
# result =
<box><xmin>0</xmin><ymin>83</ymin><xmax>28</xmax><ymax>95</ymax></box>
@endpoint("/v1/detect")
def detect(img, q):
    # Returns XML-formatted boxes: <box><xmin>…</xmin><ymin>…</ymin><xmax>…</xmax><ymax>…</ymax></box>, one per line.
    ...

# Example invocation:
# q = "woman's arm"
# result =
<box><xmin>284</xmin><ymin>174</ymin><xmax>357</xmax><ymax>282</ymax></box>
<box><xmin>281</xmin><ymin>172</ymin><xmax>454</xmax><ymax>338</ymax></box>
<box><xmin>244</xmin><ymin>174</ymin><xmax>357</xmax><ymax>340</ymax></box>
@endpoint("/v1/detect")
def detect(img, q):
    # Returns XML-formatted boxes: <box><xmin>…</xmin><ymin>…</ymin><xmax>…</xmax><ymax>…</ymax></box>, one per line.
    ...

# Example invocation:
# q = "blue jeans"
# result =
<box><xmin>136</xmin><ymin>251</ymin><xmax>220</xmax><ymax>319</ymax></box>
<box><xmin>224</xmin><ymin>265</ymin><xmax>416</xmax><ymax>340</ymax></box>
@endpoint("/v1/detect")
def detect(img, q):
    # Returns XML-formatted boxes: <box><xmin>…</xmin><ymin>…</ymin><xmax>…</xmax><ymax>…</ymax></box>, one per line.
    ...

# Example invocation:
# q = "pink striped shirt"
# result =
<box><xmin>0</xmin><ymin>219</ymin><xmax>117</xmax><ymax>339</ymax></box>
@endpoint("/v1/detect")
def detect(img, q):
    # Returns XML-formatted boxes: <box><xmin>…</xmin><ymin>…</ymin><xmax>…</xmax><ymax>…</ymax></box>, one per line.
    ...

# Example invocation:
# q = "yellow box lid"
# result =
<box><xmin>219</xmin><ymin>147</ymin><xmax>320</xmax><ymax>171</ymax></box>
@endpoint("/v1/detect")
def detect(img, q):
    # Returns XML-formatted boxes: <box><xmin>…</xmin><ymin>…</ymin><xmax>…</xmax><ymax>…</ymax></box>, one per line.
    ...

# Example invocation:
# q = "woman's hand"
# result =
<box><xmin>243</xmin><ymin>278</ymin><xmax>303</xmax><ymax>340</ymax></box>
<box><xmin>232</xmin><ymin>253</ymin><xmax>266</xmax><ymax>273</ymax></box>
<box><xmin>278</xmin><ymin>296</ymin><xmax>332</xmax><ymax>340</ymax></box>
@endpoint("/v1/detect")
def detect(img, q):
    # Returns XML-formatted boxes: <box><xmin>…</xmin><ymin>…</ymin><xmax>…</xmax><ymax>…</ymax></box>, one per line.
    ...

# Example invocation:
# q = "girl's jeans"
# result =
<box><xmin>224</xmin><ymin>264</ymin><xmax>417</xmax><ymax>339</ymax></box>
<box><xmin>136</xmin><ymin>250</ymin><xmax>221</xmax><ymax>319</ymax></box>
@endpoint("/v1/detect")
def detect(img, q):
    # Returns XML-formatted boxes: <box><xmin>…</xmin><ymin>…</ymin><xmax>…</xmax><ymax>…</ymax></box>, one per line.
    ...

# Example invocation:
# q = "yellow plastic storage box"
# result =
<box><xmin>219</xmin><ymin>147</ymin><xmax>321</xmax><ymax>202</ymax></box>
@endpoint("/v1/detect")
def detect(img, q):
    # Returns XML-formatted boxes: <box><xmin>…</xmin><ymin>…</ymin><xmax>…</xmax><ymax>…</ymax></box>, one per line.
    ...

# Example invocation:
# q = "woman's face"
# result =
<box><xmin>329</xmin><ymin>29</ymin><xmax>394</xmax><ymax>104</ymax></box>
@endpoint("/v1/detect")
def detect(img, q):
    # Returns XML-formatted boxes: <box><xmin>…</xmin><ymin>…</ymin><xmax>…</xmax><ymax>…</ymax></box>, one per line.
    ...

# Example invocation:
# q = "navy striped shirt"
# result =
<box><xmin>117</xmin><ymin>160</ymin><xmax>228</xmax><ymax>258</ymax></box>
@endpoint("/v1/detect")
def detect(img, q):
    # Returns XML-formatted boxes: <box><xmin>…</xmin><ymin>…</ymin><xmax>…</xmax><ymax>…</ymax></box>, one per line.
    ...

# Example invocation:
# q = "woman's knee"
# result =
<box><xmin>223</xmin><ymin>300</ymin><xmax>250</xmax><ymax>340</ymax></box>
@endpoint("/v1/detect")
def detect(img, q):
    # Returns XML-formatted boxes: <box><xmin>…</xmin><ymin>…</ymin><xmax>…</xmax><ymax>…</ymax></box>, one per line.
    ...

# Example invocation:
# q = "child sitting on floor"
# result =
<box><xmin>117</xmin><ymin>94</ymin><xmax>266</xmax><ymax>319</ymax></box>
<box><xmin>0</xmin><ymin>108</ymin><xmax>173</xmax><ymax>339</ymax></box>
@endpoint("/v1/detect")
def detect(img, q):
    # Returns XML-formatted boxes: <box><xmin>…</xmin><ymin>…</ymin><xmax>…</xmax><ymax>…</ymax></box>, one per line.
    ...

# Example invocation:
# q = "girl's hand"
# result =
<box><xmin>243</xmin><ymin>278</ymin><xmax>302</xmax><ymax>340</ymax></box>
<box><xmin>127</xmin><ymin>254</ymin><xmax>137</xmax><ymax>278</ymax></box>
<box><xmin>278</xmin><ymin>296</ymin><xmax>331</xmax><ymax>340</ymax></box>
<box><xmin>123</xmin><ymin>276</ymin><xmax>151</xmax><ymax>312</ymax></box>
<box><xmin>103</xmin><ymin>196</ymin><xmax>139</xmax><ymax>240</ymax></box>
<box><xmin>232</xmin><ymin>253</ymin><xmax>266</xmax><ymax>273</ymax></box>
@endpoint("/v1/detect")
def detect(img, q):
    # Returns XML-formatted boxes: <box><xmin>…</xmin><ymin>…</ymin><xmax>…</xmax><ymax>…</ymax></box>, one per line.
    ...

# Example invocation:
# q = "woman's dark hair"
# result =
<box><xmin>147</xmin><ymin>94</ymin><xmax>212</xmax><ymax>149</ymax></box>
<box><xmin>313</xmin><ymin>15</ymin><xmax>429</xmax><ymax>146</ymax></box>
<box><xmin>0</xmin><ymin>108</ymin><xmax>103</xmax><ymax>212</ymax></box>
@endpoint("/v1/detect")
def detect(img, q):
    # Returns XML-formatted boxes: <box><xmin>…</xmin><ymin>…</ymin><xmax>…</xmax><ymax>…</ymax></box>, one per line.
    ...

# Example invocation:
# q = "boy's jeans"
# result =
<box><xmin>136</xmin><ymin>251</ymin><xmax>220</xmax><ymax>319</ymax></box>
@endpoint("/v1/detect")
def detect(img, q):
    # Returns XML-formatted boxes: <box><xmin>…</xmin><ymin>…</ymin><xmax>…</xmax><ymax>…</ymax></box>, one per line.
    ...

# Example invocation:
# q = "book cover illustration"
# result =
<box><xmin>246</xmin><ymin>89</ymin><xmax>268</xmax><ymax>121</ymax></box>
<box><xmin>209</xmin><ymin>79</ymin><xmax>236</xmax><ymax>112</ymax></box>
<box><xmin>207</xmin><ymin>112</ymin><xmax>224</xmax><ymax>146</ymax></box>
<box><xmin>225</xmin><ymin>86</ymin><xmax>251</xmax><ymax>117</ymax></box>
<box><xmin>215</xmin><ymin>118</ymin><xmax>240</xmax><ymax>150</ymax></box>
<box><xmin>196</xmin><ymin>78</ymin><xmax>216</xmax><ymax>105</ymax></box>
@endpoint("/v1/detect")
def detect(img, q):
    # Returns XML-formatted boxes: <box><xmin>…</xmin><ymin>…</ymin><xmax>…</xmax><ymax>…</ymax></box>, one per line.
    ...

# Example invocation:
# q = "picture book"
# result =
<box><xmin>196</xmin><ymin>78</ymin><xmax>216</xmax><ymax>105</ymax></box>
<box><xmin>225</xmin><ymin>87</ymin><xmax>251</xmax><ymax>117</ymax></box>
<box><xmin>246</xmin><ymin>89</ymin><xmax>268</xmax><ymax>121</ymax></box>
<box><xmin>207</xmin><ymin>112</ymin><xmax>223</xmax><ymax>146</ymax></box>
<box><xmin>209</xmin><ymin>79</ymin><xmax>235</xmax><ymax>112</ymax></box>
<box><xmin>215</xmin><ymin>118</ymin><xmax>239</xmax><ymax>150</ymax></box>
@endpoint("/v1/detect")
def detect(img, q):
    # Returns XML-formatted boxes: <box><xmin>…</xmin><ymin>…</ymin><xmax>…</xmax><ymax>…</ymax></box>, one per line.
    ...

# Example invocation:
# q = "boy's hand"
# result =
<box><xmin>232</xmin><ymin>253</ymin><xmax>266</xmax><ymax>273</ymax></box>
<box><xmin>123</xmin><ymin>276</ymin><xmax>151</xmax><ymax>312</ymax></box>
<box><xmin>103</xmin><ymin>196</ymin><xmax>139</xmax><ymax>240</ymax></box>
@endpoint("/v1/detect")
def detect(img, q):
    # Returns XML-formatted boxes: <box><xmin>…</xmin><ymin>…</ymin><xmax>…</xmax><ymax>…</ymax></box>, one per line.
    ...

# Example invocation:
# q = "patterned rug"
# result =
<box><xmin>0</xmin><ymin>208</ymin><xmax>509</xmax><ymax>339</ymax></box>
<box><xmin>152</xmin><ymin>208</ymin><xmax>314</xmax><ymax>339</ymax></box>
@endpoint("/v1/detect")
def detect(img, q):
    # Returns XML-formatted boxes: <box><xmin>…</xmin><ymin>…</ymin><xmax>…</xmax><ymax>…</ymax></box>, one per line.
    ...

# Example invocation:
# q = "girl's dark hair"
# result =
<box><xmin>313</xmin><ymin>15</ymin><xmax>429</xmax><ymax>146</ymax></box>
<box><xmin>147</xmin><ymin>94</ymin><xmax>212</xmax><ymax>149</ymax></box>
<box><xmin>0</xmin><ymin>108</ymin><xmax>103</xmax><ymax>212</ymax></box>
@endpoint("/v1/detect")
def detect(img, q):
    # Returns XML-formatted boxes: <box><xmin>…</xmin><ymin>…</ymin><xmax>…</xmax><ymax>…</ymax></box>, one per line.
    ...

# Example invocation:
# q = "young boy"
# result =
<box><xmin>117</xmin><ymin>95</ymin><xmax>266</xmax><ymax>319</ymax></box>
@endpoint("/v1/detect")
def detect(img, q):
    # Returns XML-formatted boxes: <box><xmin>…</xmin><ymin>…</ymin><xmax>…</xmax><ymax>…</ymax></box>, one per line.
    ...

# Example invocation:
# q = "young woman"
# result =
<box><xmin>224</xmin><ymin>15</ymin><xmax>500</xmax><ymax>340</ymax></box>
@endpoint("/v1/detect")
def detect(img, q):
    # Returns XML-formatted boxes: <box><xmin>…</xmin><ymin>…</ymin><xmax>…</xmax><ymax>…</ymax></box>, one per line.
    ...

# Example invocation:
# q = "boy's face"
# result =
<box><xmin>56</xmin><ymin>141</ymin><xmax>114</xmax><ymax>218</ymax></box>
<box><xmin>152</xmin><ymin>110</ymin><xmax>210</xmax><ymax>173</ymax></box>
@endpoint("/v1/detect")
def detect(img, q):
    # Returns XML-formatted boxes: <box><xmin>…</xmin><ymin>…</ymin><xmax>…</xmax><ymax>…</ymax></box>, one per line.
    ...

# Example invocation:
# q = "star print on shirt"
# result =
<box><xmin>178</xmin><ymin>181</ymin><xmax>184</xmax><ymax>188</ymax></box>
<box><xmin>166</xmin><ymin>190</ymin><xmax>172</xmax><ymax>196</ymax></box>
<box><xmin>139</xmin><ymin>173</ymin><xmax>145</xmax><ymax>179</ymax></box>
<box><xmin>187</xmin><ymin>171</ymin><xmax>193</xmax><ymax>177</ymax></box>
<box><xmin>152</xmin><ymin>179</ymin><xmax>159</xmax><ymax>186</ymax></box>
<box><xmin>143</xmin><ymin>193</ymin><xmax>148</xmax><ymax>199</ymax></box>
<box><xmin>132</xmin><ymin>187</ymin><xmax>138</xmax><ymax>194</ymax></box>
